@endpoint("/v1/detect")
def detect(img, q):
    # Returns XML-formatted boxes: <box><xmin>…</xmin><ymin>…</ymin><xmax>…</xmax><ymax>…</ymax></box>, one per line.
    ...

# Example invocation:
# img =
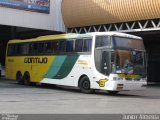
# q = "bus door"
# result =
<box><xmin>101</xmin><ymin>50</ymin><xmax>110</xmax><ymax>75</ymax></box>
<box><xmin>95</xmin><ymin>48</ymin><xmax>110</xmax><ymax>75</ymax></box>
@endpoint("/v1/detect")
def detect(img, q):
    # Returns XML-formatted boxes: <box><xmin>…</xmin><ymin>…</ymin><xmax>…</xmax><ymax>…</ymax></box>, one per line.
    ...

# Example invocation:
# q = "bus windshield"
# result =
<box><xmin>112</xmin><ymin>36</ymin><xmax>145</xmax><ymax>50</ymax></box>
<box><xmin>111</xmin><ymin>50</ymin><xmax>147</xmax><ymax>78</ymax></box>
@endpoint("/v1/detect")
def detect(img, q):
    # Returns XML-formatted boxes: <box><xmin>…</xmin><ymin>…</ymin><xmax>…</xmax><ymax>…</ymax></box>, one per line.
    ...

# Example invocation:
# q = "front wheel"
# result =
<box><xmin>79</xmin><ymin>76</ymin><xmax>94</xmax><ymax>94</ymax></box>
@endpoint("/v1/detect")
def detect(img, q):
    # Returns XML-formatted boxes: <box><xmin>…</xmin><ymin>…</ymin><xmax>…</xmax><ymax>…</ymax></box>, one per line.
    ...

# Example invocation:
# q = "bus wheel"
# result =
<box><xmin>79</xmin><ymin>76</ymin><xmax>94</xmax><ymax>94</ymax></box>
<box><xmin>107</xmin><ymin>91</ymin><xmax>119</xmax><ymax>95</ymax></box>
<box><xmin>16</xmin><ymin>72</ymin><xmax>24</xmax><ymax>85</ymax></box>
<box><xmin>23</xmin><ymin>72</ymin><xmax>31</xmax><ymax>86</ymax></box>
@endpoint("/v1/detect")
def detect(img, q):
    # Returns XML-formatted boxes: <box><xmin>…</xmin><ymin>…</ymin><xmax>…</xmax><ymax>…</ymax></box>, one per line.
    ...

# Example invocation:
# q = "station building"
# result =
<box><xmin>0</xmin><ymin>0</ymin><xmax>65</xmax><ymax>66</ymax></box>
<box><xmin>1</xmin><ymin>0</ymin><xmax>160</xmax><ymax>84</ymax></box>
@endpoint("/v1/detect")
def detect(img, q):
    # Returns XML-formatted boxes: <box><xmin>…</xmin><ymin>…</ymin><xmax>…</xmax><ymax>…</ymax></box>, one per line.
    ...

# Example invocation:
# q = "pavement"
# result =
<box><xmin>0</xmin><ymin>78</ymin><xmax>160</xmax><ymax>114</ymax></box>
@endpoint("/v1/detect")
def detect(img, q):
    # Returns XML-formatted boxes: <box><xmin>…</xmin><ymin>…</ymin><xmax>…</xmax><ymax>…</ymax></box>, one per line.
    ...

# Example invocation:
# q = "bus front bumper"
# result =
<box><xmin>104</xmin><ymin>80</ymin><xmax>147</xmax><ymax>91</ymax></box>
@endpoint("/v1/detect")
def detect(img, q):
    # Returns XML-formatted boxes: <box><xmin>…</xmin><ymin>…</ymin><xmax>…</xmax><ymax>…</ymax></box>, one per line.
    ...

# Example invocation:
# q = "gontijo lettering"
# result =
<box><xmin>24</xmin><ymin>57</ymin><xmax>48</xmax><ymax>64</ymax></box>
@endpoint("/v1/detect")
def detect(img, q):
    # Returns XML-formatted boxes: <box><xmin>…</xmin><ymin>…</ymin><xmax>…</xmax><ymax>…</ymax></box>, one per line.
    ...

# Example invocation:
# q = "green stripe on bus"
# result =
<box><xmin>53</xmin><ymin>54</ymin><xmax>79</xmax><ymax>79</ymax></box>
<box><xmin>44</xmin><ymin>56</ymin><xmax>67</xmax><ymax>78</ymax></box>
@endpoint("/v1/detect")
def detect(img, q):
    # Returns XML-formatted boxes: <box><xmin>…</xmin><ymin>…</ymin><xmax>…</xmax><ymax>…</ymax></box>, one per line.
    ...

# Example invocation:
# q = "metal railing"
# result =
<box><xmin>67</xmin><ymin>19</ymin><xmax>160</xmax><ymax>34</ymax></box>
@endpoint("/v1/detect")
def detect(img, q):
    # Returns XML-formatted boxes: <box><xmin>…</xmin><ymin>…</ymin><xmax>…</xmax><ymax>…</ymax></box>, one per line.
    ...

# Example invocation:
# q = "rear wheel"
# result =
<box><xmin>16</xmin><ymin>72</ymin><xmax>24</xmax><ymax>85</ymax></box>
<box><xmin>23</xmin><ymin>72</ymin><xmax>31</xmax><ymax>86</ymax></box>
<box><xmin>79</xmin><ymin>76</ymin><xmax>94</xmax><ymax>94</ymax></box>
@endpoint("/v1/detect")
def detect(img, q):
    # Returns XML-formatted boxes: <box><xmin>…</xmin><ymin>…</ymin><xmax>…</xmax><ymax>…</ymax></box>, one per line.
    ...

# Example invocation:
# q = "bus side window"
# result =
<box><xmin>66</xmin><ymin>40</ymin><xmax>74</xmax><ymax>52</ymax></box>
<box><xmin>83</xmin><ymin>39</ymin><xmax>92</xmax><ymax>52</ymax></box>
<box><xmin>21</xmin><ymin>44</ymin><xmax>29</xmax><ymax>55</ymax></box>
<box><xmin>52</xmin><ymin>41</ymin><xmax>59</xmax><ymax>54</ymax></box>
<box><xmin>14</xmin><ymin>44</ymin><xmax>21</xmax><ymax>55</ymax></box>
<box><xmin>45</xmin><ymin>41</ymin><xmax>53</xmax><ymax>54</ymax></box>
<box><xmin>59</xmin><ymin>40</ymin><xmax>66</xmax><ymax>53</ymax></box>
<box><xmin>38</xmin><ymin>42</ymin><xmax>45</xmax><ymax>54</ymax></box>
<box><xmin>29</xmin><ymin>44</ymin><xmax>33</xmax><ymax>54</ymax></box>
<box><xmin>29</xmin><ymin>43</ymin><xmax>38</xmax><ymax>54</ymax></box>
<box><xmin>8</xmin><ymin>44</ymin><xmax>22</xmax><ymax>56</ymax></box>
<box><xmin>7</xmin><ymin>44</ymin><xmax>14</xmax><ymax>56</ymax></box>
<box><xmin>75</xmin><ymin>39</ymin><xmax>83</xmax><ymax>52</ymax></box>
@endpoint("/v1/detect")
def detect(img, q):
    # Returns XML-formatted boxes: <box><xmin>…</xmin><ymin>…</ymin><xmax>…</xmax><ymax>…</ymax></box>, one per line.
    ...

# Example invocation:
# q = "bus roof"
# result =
<box><xmin>85</xmin><ymin>32</ymin><xmax>142</xmax><ymax>40</ymax></box>
<box><xmin>8</xmin><ymin>33</ymin><xmax>92</xmax><ymax>44</ymax></box>
<box><xmin>8</xmin><ymin>32</ymin><xmax>142</xmax><ymax>44</ymax></box>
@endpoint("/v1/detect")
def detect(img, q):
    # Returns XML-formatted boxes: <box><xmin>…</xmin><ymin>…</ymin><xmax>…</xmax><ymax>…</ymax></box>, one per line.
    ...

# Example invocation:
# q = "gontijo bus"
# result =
<box><xmin>6</xmin><ymin>32</ymin><xmax>147</xmax><ymax>94</ymax></box>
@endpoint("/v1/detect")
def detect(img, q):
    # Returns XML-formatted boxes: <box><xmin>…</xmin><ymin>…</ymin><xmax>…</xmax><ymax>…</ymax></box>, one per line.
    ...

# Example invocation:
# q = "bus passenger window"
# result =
<box><xmin>66</xmin><ymin>40</ymin><xmax>74</xmax><ymax>52</ymax></box>
<box><xmin>38</xmin><ymin>42</ymin><xmax>44</xmax><ymax>54</ymax></box>
<box><xmin>29</xmin><ymin>43</ymin><xmax>38</xmax><ymax>54</ymax></box>
<box><xmin>52</xmin><ymin>41</ymin><xmax>59</xmax><ymax>54</ymax></box>
<box><xmin>75</xmin><ymin>39</ymin><xmax>83</xmax><ymax>52</ymax></box>
<box><xmin>21</xmin><ymin>44</ymin><xmax>29</xmax><ymax>55</ymax></box>
<box><xmin>83</xmin><ymin>39</ymin><xmax>92</xmax><ymax>52</ymax></box>
<box><xmin>14</xmin><ymin>44</ymin><xmax>21</xmax><ymax>55</ymax></box>
<box><xmin>7</xmin><ymin>44</ymin><xmax>14</xmax><ymax>56</ymax></box>
<box><xmin>59</xmin><ymin>41</ymin><xmax>66</xmax><ymax>52</ymax></box>
<box><xmin>45</xmin><ymin>42</ymin><xmax>52</xmax><ymax>54</ymax></box>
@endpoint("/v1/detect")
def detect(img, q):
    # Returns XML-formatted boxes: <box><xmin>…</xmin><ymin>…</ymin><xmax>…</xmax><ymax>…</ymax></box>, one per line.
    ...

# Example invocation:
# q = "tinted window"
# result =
<box><xmin>7</xmin><ymin>44</ymin><xmax>15</xmax><ymax>56</ymax></box>
<box><xmin>66</xmin><ymin>40</ymin><xmax>74</xmax><ymax>52</ymax></box>
<box><xmin>75</xmin><ymin>39</ymin><xmax>83</xmax><ymax>52</ymax></box>
<box><xmin>8</xmin><ymin>44</ymin><xmax>21</xmax><ymax>55</ymax></box>
<box><xmin>29</xmin><ymin>43</ymin><xmax>38</xmax><ymax>54</ymax></box>
<box><xmin>83</xmin><ymin>39</ymin><xmax>92</xmax><ymax>52</ymax></box>
<box><xmin>21</xmin><ymin>44</ymin><xmax>29</xmax><ymax>55</ymax></box>
<box><xmin>38</xmin><ymin>42</ymin><xmax>45</xmax><ymax>54</ymax></box>
<box><xmin>44</xmin><ymin>41</ymin><xmax>53</xmax><ymax>54</ymax></box>
<box><xmin>96</xmin><ymin>36</ymin><xmax>110</xmax><ymax>48</ymax></box>
<box><xmin>59</xmin><ymin>41</ymin><xmax>66</xmax><ymax>52</ymax></box>
<box><xmin>52</xmin><ymin>41</ymin><xmax>59</xmax><ymax>54</ymax></box>
<box><xmin>112</xmin><ymin>36</ymin><xmax>145</xmax><ymax>50</ymax></box>
<box><xmin>17</xmin><ymin>45</ymin><xmax>21</xmax><ymax>54</ymax></box>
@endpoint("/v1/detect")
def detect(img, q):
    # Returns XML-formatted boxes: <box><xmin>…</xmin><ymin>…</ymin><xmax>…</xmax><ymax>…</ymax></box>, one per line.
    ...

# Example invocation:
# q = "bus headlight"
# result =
<box><xmin>113</xmin><ymin>77</ymin><xmax>118</xmax><ymax>80</ymax></box>
<box><xmin>113</xmin><ymin>77</ymin><xmax>123</xmax><ymax>80</ymax></box>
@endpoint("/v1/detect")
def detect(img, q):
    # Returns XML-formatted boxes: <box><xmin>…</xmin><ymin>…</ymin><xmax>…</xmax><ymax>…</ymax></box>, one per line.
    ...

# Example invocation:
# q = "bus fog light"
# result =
<box><xmin>113</xmin><ymin>77</ymin><xmax>122</xmax><ymax>80</ymax></box>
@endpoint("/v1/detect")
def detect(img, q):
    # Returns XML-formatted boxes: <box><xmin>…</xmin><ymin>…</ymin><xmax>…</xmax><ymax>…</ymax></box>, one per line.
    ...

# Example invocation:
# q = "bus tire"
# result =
<box><xmin>23</xmin><ymin>72</ymin><xmax>31</xmax><ymax>86</ymax></box>
<box><xmin>16</xmin><ymin>71</ymin><xmax>24</xmax><ymax>85</ymax></box>
<box><xmin>107</xmin><ymin>91</ymin><xmax>119</xmax><ymax>95</ymax></box>
<box><xmin>79</xmin><ymin>76</ymin><xmax>94</xmax><ymax>94</ymax></box>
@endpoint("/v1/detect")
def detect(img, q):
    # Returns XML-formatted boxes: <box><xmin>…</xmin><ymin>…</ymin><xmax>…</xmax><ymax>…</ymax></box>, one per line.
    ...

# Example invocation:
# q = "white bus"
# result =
<box><xmin>6</xmin><ymin>32</ymin><xmax>147</xmax><ymax>94</ymax></box>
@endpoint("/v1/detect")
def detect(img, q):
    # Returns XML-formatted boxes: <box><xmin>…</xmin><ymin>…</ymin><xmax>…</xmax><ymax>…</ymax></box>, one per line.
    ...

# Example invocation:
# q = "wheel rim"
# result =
<box><xmin>24</xmin><ymin>74</ymin><xmax>30</xmax><ymax>85</ymax></box>
<box><xmin>82</xmin><ymin>80</ymin><xmax>90</xmax><ymax>90</ymax></box>
<box><xmin>16</xmin><ymin>73</ymin><xmax>23</xmax><ymax>84</ymax></box>
<box><xmin>17</xmin><ymin>75</ymin><xmax>21</xmax><ymax>81</ymax></box>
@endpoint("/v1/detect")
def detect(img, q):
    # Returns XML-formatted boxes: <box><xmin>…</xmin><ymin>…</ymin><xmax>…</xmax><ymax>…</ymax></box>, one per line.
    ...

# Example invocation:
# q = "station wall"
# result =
<box><xmin>0</xmin><ymin>0</ymin><xmax>65</xmax><ymax>32</ymax></box>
